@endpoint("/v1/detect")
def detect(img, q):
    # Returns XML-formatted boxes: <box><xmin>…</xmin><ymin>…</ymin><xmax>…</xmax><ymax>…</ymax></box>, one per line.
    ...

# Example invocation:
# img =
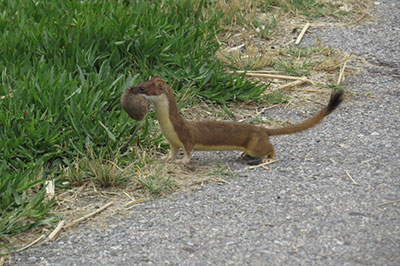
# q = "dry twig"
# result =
<box><xmin>245</xmin><ymin>159</ymin><xmax>279</xmax><ymax>170</ymax></box>
<box><xmin>230</xmin><ymin>70</ymin><xmax>281</xmax><ymax>74</ymax></box>
<box><xmin>124</xmin><ymin>198</ymin><xmax>147</xmax><ymax>209</ymax></box>
<box><xmin>294</xmin><ymin>88</ymin><xmax>331</xmax><ymax>93</ymax></box>
<box><xmin>338</xmin><ymin>54</ymin><xmax>352</xmax><ymax>84</ymax></box>
<box><xmin>123</xmin><ymin>191</ymin><xmax>135</xmax><ymax>201</ymax></box>
<box><xmin>16</xmin><ymin>234</ymin><xmax>46</xmax><ymax>253</ymax></box>
<box><xmin>345</xmin><ymin>170</ymin><xmax>359</xmax><ymax>186</ymax></box>
<box><xmin>64</xmin><ymin>201</ymin><xmax>114</xmax><ymax>229</ymax></box>
<box><xmin>212</xmin><ymin>177</ymin><xmax>230</xmax><ymax>184</ymax></box>
<box><xmin>48</xmin><ymin>220</ymin><xmax>65</xmax><ymax>241</ymax></box>
<box><xmin>234</xmin><ymin>71</ymin><xmax>310</xmax><ymax>81</ymax></box>
<box><xmin>377</xmin><ymin>199</ymin><xmax>400</xmax><ymax>207</ymax></box>
<box><xmin>295</xmin><ymin>22</ymin><xmax>311</xmax><ymax>45</ymax></box>
<box><xmin>278</xmin><ymin>79</ymin><xmax>309</xmax><ymax>90</ymax></box>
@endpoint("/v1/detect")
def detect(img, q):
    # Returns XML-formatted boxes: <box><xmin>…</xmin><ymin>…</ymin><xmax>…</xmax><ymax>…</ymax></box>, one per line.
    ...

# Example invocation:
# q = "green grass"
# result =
<box><xmin>0</xmin><ymin>0</ymin><xmax>270</xmax><ymax>238</ymax></box>
<box><xmin>136</xmin><ymin>165</ymin><xmax>176</xmax><ymax>197</ymax></box>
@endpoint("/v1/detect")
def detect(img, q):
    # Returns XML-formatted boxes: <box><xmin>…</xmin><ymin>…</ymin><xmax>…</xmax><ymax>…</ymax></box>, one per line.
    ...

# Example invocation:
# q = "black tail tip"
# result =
<box><xmin>327</xmin><ymin>90</ymin><xmax>344</xmax><ymax>113</ymax></box>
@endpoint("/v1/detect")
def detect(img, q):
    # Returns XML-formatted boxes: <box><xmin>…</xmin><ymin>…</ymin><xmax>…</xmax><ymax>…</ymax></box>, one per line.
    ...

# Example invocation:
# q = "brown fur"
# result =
<box><xmin>120</xmin><ymin>92</ymin><xmax>149</xmax><ymax>152</ymax></box>
<box><xmin>121</xmin><ymin>93</ymin><xmax>148</xmax><ymax>121</ymax></box>
<box><xmin>128</xmin><ymin>76</ymin><xmax>344</xmax><ymax>163</ymax></box>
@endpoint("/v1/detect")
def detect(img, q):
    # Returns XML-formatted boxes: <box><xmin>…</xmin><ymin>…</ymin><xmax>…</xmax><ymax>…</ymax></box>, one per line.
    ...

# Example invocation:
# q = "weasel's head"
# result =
<box><xmin>128</xmin><ymin>76</ymin><xmax>169</xmax><ymax>103</ymax></box>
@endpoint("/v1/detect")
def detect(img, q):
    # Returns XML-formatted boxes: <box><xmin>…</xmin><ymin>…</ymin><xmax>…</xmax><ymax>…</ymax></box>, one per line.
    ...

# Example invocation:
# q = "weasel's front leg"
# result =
<box><xmin>163</xmin><ymin>144</ymin><xmax>179</xmax><ymax>162</ymax></box>
<box><xmin>179</xmin><ymin>152</ymin><xmax>191</xmax><ymax>164</ymax></box>
<box><xmin>175</xmin><ymin>146</ymin><xmax>193</xmax><ymax>164</ymax></box>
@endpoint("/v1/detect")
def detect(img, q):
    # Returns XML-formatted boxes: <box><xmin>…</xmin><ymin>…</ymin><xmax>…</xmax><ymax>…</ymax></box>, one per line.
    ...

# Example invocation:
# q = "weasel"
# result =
<box><xmin>128</xmin><ymin>76</ymin><xmax>344</xmax><ymax>164</ymax></box>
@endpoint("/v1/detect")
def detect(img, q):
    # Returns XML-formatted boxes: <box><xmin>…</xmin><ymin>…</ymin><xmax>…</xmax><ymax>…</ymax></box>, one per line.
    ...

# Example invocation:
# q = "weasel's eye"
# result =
<box><xmin>139</xmin><ymin>87</ymin><xmax>145</xmax><ymax>91</ymax></box>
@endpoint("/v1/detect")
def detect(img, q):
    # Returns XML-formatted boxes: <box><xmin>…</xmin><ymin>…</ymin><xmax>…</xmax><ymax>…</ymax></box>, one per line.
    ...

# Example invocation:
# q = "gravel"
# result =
<box><xmin>11</xmin><ymin>0</ymin><xmax>400</xmax><ymax>265</ymax></box>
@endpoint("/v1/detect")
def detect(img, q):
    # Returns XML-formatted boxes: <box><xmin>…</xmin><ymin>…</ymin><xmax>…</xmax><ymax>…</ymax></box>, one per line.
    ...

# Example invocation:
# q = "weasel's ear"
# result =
<box><xmin>151</xmin><ymin>75</ymin><xmax>161</xmax><ymax>81</ymax></box>
<box><xmin>154</xmin><ymin>79</ymin><xmax>165</xmax><ymax>89</ymax></box>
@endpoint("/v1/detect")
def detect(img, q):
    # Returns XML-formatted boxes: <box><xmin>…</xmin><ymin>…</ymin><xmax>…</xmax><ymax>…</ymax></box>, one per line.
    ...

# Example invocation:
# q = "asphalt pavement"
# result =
<box><xmin>11</xmin><ymin>0</ymin><xmax>400</xmax><ymax>265</ymax></box>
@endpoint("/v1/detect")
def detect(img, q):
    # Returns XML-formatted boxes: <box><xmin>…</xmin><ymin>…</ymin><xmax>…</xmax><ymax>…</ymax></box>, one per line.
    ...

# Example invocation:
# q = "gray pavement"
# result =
<box><xmin>11</xmin><ymin>0</ymin><xmax>400</xmax><ymax>265</ymax></box>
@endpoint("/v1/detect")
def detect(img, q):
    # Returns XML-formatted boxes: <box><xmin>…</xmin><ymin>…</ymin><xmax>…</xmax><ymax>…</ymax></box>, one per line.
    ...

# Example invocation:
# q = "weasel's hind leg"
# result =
<box><xmin>242</xmin><ymin>135</ymin><xmax>275</xmax><ymax>163</ymax></box>
<box><xmin>240</xmin><ymin>138</ymin><xmax>275</xmax><ymax>165</ymax></box>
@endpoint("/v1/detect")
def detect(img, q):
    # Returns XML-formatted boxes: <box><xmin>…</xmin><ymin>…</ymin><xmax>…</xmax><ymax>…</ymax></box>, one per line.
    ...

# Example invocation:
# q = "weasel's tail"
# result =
<box><xmin>266</xmin><ymin>90</ymin><xmax>344</xmax><ymax>136</ymax></box>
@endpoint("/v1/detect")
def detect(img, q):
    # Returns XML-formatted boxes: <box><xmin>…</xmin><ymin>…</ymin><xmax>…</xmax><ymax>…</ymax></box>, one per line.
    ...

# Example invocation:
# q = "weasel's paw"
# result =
<box><xmin>162</xmin><ymin>154</ymin><xmax>176</xmax><ymax>162</ymax></box>
<box><xmin>175</xmin><ymin>158</ymin><xmax>190</xmax><ymax>165</ymax></box>
<box><xmin>240</xmin><ymin>154</ymin><xmax>263</xmax><ymax>166</ymax></box>
<box><xmin>262</xmin><ymin>157</ymin><xmax>275</xmax><ymax>163</ymax></box>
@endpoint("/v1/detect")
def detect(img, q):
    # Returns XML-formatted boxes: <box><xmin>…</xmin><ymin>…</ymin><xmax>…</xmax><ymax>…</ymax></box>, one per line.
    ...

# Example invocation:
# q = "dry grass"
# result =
<box><xmin>1</xmin><ymin>150</ymin><xmax>232</xmax><ymax>255</ymax></box>
<box><xmin>215</xmin><ymin>0</ymin><xmax>371</xmax><ymax>108</ymax></box>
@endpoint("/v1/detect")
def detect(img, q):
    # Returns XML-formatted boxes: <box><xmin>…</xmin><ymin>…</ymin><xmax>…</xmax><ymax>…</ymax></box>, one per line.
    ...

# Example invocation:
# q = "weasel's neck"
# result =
<box><xmin>152</xmin><ymin>90</ymin><xmax>187</xmax><ymax>147</ymax></box>
<box><xmin>166</xmin><ymin>90</ymin><xmax>185</xmax><ymax>124</ymax></box>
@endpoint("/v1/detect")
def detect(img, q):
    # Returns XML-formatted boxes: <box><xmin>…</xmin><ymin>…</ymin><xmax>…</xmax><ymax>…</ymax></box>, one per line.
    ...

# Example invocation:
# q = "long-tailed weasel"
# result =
<box><xmin>127</xmin><ymin>76</ymin><xmax>344</xmax><ymax>164</ymax></box>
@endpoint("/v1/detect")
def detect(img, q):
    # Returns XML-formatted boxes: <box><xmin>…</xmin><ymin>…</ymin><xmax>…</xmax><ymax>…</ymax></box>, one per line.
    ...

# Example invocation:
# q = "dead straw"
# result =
<box><xmin>337</xmin><ymin>54</ymin><xmax>352</xmax><ymax>84</ymax></box>
<box><xmin>377</xmin><ymin>199</ymin><xmax>400</xmax><ymax>207</ymax></box>
<box><xmin>48</xmin><ymin>220</ymin><xmax>65</xmax><ymax>241</ymax></box>
<box><xmin>16</xmin><ymin>234</ymin><xmax>46</xmax><ymax>253</ymax></box>
<box><xmin>245</xmin><ymin>159</ymin><xmax>279</xmax><ymax>170</ymax></box>
<box><xmin>345</xmin><ymin>170</ymin><xmax>359</xmax><ymax>186</ymax></box>
<box><xmin>295</xmin><ymin>22</ymin><xmax>311</xmax><ymax>45</ymax></box>
<box><xmin>125</xmin><ymin>198</ymin><xmax>148</xmax><ymax>210</ymax></box>
<box><xmin>234</xmin><ymin>71</ymin><xmax>310</xmax><ymax>81</ymax></box>
<box><xmin>278</xmin><ymin>79</ymin><xmax>309</xmax><ymax>90</ymax></box>
<box><xmin>64</xmin><ymin>201</ymin><xmax>114</xmax><ymax>229</ymax></box>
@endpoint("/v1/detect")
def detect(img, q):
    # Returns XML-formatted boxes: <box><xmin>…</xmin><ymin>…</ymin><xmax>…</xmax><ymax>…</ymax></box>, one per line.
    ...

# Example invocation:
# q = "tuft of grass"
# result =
<box><xmin>0</xmin><ymin>167</ymin><xmax>57</xmax><ymax>238</ymax></box>
<box><xmin>216</xmin><ymin>44</ymin><xmax>274</xmax><ymax>71</ymax></box>
<box><xmin>136</xmin><ymin>165</ymin><xmax>176</xmax><ymax>197</ymax></box>
<box><xmin>263</xmin><ymin>91</ymin><xmax>289</xmax><ymax>104</ymax></box>
<box><xmin>62</xmin><ymin>156</ymin><xmax>90</xmax><ymax>187</ymax></box>
<box><xmin>61</xmin><ymin>149</ymin><xmax>134</xmax><ymax>188</ymax></box>
<box><xmin>207</xmin><ymin>163</ymin><xmax>235</xmax><ymax>179</ymax></box>
<box><xmin>274</xmin><ymin>57</ymin><xmax>314</xmax><ymax>77</ymax></box>
<box><xmin>323</xmin><ymin>83</ymin><xmax>347</xmax><ymax>92</ymax></box>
